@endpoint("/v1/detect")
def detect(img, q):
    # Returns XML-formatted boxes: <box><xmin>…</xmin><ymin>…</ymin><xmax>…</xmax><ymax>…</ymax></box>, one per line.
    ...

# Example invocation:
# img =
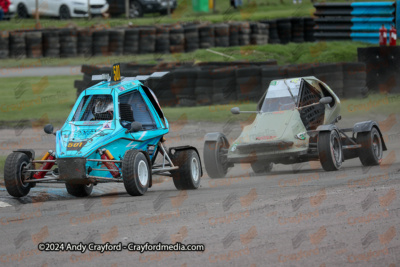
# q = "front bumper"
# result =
<box><xmin>58</xmin><ymin>157</ymin><xmax>88</xmax><ymax>182</ymax></box>
<box><xmin>228</xmin><ymin>140</ymin><xmax>308</xmax><ymax>164</ymax></box>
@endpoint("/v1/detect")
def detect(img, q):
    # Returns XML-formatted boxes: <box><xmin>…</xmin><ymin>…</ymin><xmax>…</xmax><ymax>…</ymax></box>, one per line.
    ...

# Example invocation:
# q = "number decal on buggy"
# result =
<box><xmin>112</xmin><ymin>63</ymin><xmax>121</xmax><ymax>82</ymax></box>
<box><xmin>67</xmin><ymin>141</ymin><xmax>87</xmax><ymax>151</ymax></box>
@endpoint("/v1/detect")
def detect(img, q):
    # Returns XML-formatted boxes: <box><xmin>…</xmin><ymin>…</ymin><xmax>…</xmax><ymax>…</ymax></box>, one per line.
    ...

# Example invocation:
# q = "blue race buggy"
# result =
<box><xmin>4</xmin><ymin>64</ymin><xmax>202</xmax><ymax>198</ymax></box>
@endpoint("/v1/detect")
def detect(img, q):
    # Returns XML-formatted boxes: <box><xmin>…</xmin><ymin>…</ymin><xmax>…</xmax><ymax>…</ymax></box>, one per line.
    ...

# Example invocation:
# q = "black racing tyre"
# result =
<box><xmin>318</xmin><ymin>130</ymin><xmax>343</xmax><ymax>171</ymax></box>
<box><xmin>170</xmin><ymin>149</ymin><xmax>201</xmax><ymax>190</ymax></box>
<box><xmin>203</xmin><ymin>135</ymin><xmax>230</xmax><ymax>178</ymax></box>
<box><xmin>65</xmin><ymin>183</ymin><xmax>93</xmax><ymax>197</ymax></box>
<box><xmin>59</xmin><ymin>5</ymin><xmax>71</xmax><ymax>20</ymax></box>
<box><xmin>357</xmin><ymin>127</ymin><xmax>383</xmax><ymax>166</ymax></box>
<box><xmin>251</xmin><ymin>161</ymin><xmax>273</xmax><ymax>174</ymax></box>
<box><xmin>122</xmin><ymin>150</ymin><xmax>150</xmax><ymax>196</ymax></box>
<box><xmin>4</xmin><ymin>152</ymin><xmax>32</xmax><ymax>197</ymax></box>
<box><xmin>17</xmin><ymin>3</ymin><xmax>29</xmax><ymax>18</ymax></box>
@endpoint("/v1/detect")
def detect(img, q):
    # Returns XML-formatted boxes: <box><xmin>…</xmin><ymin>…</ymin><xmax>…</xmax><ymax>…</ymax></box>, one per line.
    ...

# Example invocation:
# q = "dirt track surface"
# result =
<box><xmin>0</xmin><ymin>114</ymin><xmax>399</xmax><ymax>266</ymax></box>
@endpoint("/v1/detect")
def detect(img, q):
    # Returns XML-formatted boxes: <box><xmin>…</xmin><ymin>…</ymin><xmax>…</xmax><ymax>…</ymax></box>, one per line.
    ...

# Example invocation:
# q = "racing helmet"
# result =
<box><xmin>94</xmin><ymin>99</ymin><xmax>114</xmax><ymax>114</ymax></box>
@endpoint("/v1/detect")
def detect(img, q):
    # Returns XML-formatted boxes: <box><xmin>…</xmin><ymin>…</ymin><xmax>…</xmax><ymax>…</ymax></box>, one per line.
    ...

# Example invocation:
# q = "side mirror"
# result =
<box><xmin>44</xmin><ymin>124</ymin><xmax>54</xmax><ymax>134</ymax></box>
<box><xmin>231</xmin><ymin>107</ymin><xmax>240</xmax><ymax>115</ymax></box>
<box><xmin>320</xmin><ymin>97</ymin><xmax>332</xmax><ymax>105</ymax></box>
<box><xmin>129</xmin><ymin>121</ymin><xmax>142</xmax><ymax>133</ymax></box>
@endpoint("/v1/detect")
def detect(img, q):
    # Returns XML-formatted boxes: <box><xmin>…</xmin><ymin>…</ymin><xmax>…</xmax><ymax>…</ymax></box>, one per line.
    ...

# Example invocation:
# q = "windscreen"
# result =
<box><xmin>72</xmin><ymin>95</ymin><xmax>114</xmax><ymax>121</ymax></box>
<box><xmin>260</xmin><ymin>79</ymin><xmax>301</xmax><ymax>112</ymax></box>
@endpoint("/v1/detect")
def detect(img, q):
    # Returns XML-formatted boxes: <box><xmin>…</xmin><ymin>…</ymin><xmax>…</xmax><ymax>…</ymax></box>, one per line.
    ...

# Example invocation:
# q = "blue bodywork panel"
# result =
<box><xmin>56</xmin><ymin>79</ymin><xmax>169</xmax><ymax>179</ymax></box>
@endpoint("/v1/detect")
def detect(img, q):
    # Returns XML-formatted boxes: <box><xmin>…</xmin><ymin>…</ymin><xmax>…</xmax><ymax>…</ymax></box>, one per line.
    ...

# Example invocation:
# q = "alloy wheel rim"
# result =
<box><xmin>191</xmin><ymin>157</ymin><xmax>199</xmax><ymax>182</ymax></box>
<box><xmin>138</xmin><ymin>160</ymin><xmax>148</xmax><ymax>186</ymax></box>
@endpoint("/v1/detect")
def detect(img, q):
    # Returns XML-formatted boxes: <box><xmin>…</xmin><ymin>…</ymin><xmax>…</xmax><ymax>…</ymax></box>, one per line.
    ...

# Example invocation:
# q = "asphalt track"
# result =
<box><xmin>0</xmin><ymin>113</ymin><xmax>399</xmax><ymax>266</ymax></box>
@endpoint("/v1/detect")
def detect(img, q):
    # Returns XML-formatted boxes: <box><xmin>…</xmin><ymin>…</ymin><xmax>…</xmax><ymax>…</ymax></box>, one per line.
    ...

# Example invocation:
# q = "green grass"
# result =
<box><xmin>0</xmin><ymin>41</ymin><xmax>373</xmax><ymax>69</ymax></box>
<box><xmin>0</xmin><ymin>75</ymin><xmax>80</xmax><ymax>125</ymax></box>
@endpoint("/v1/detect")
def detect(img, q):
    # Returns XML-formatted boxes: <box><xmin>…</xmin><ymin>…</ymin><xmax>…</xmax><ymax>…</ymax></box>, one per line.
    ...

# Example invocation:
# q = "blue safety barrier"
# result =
<box><xmin>314</xmin><ymin>2</ymin><xmax>397</xmax><ymax>44</ymax></box>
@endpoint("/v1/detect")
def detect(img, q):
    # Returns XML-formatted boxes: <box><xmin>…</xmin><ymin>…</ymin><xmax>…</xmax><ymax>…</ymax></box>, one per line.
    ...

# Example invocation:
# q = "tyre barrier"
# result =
<box><xmin>124</xmin><ymin>28</ymin><xmax>139</xmax><ymax>55</ymax></box>
<box><xmin>277</xmin><ymin>18</ymin><xmax>291</xmax><ymax>44</ymax></box>
<box><xmin>169</xmin><ymin>25</ymin><xmax>185</xmax><ymax>53</ymax></box>
<box><xmin>77</xmin><ymin>29</ymin><xmax>92</xmax><ymax>57</ymax></box>
<box><xmin>238</xmin><ymin>22</ymin><xmax>251</xmax><ymax>46</ymax></box>
<box><xmin>109</xmin><ymin>29</ymin><xmax>124</xmax><ymax>56</ymax></box>
<box><xmin>199</xmin><ymin>24</ymin><xmax>215</xmax><ymax>49</ymax></box>
<box><xmin>26</xmin><ymin>31</ymin><xmax>42</xmax><ymax>58</ymax></box>
<box><xmin>184</xmin><ymin>25</ymin><xmax>199</xmax><ymax>52</ymax></box>
<box><xmin>156</xmin><ymin>25</ymin><xmax>170</xmax><ymax>54</ymax></box>
<box><xmin>75</xmin><ymin>60</ymin><xmax>368</xmax><ymax>107</ymax></box>
<box><xmin>358</xmin><ymin>46</ymin><xmax>400</xmax><ymax>94</ymax></box>
<box><xmin>0</xmin><ymin>18</ymin><xmax>318</xmax><ymax>59</ymax></box>
<box><xmin>214</xmin><ymin>24</ymin><xmax>230</xmax><ymax>47</ymax></box>
<box><xmin>0</xmin><ymin>31</ymin><xmax>9</xmax><ymax>59</ymax></box>
<box><xmin>9</xmin><ymin>31</ymin><xmax>26</xmax><ymax>59</ymax></box>
<box><xmin>139</xmin><ymin>27</ymin><xmax>156</xmax><ymax>54</ymax></box>
<box><xmin>59</xmin><ymin>28</ymin><xmax>77</xmax><ymax>58</ymax></box>
<box><xmin>291</xmin><ymin>18</ymin><xmax>304</xmax><ymax>43</ymax></box>
<box><xmin>93</xmin><ymin>30</ymin><xmax>109</xmax><ymax>56</ymax></box>
<box><xmin>43</xmin><ymin>30</ymin><xmax>60</xmax><ymax>58</ymax></box>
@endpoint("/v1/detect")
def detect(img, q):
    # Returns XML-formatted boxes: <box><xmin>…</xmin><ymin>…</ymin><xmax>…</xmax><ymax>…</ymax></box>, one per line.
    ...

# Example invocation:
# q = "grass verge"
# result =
<box><xmin>0</xmin><ymin>41</ymin><xmax>373</xmax><ymax>69</ymax></box>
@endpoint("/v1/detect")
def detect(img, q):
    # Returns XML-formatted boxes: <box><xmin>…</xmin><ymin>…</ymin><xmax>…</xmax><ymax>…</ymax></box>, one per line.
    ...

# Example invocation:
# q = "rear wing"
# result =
<box><xmin>91</xmin><ymin>63</ymin><xmax>169</xmax><ymax>83</ymax></box>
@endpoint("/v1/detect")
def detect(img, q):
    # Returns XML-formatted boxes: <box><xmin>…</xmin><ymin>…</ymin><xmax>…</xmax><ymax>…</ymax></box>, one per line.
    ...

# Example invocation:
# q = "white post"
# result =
<box><xmin>126</xmin><ymin>0</ymin><xmax>130</xmax><ymax>18</ymax></box>
<box><xmin>87</xmin><ymin>0</ymin><xmax>91</xmax><ymax>19</ymax></box>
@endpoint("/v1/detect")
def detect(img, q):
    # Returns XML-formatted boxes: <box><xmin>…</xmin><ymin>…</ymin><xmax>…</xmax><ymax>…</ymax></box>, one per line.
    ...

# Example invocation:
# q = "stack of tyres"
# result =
<box><xmin>42</xmin><ymin>30</ymin><xmax>59</xmax><ymax>58</ymax></box>
<box><xmin>184</xmin><ymin>25</ymin><xmax>199</xmax><ymax>52</ymax></box>
<box><xmin>139</xmin><ymin>27</ymin><xmax>156</xmax><ymax>54</ymax></box>
<box><xmin>76</xmin><ymin>65</ymin><xmax>110</xmax><ymax>97</ymax></box>
<box><xmin>342</xmin><ymin>63</ymin><xmax>368</xmax><ymax>98</ymax></box>
<box><xmin>261</xmin><ymin>20</ymin><xmax>280</xmax><ymax>44</ymax></box>
<box><xmin>381</xmin><ymin>47</ymin><xmax>400</xmax><ymax>94</ymax></box>
<box><xmin>0</xmin><ymin>31</ymin><xmax>8</xmax><ymax>59</ymax></box>
<box><xmin>109</xmin><ymin>29</ymin><xmax>124</xmax><ymax>56</ymax></box>
<box><xmin>124</xmin><ymin>28</ymin><xmax>139</xmax><ymax>54</ymax></box>
<box><xmin>59</xmin><ymin>28</ymin><xmax>77</xmax><ymax>58</ymax></box>
<box><xmin>358</xmin><ymin>47</ymin><xmax>400</xmax><ymax>94</ymax></box>
<box><xmin>291</xmin><ymin>18</ymin><xmax>304</xmax><ymax>43</ymax></box>
<box><xmin>169</xmin><ymin>25</ymin><xmax>184</xmax><ymax>53</ymax></box>
<box><xmin>238</xmin><ymin>22</ymin><xmax>250</xmax><ymax>46</ymax></box>
<box><xmin>25</xmin><ymin>31</ymin><xmax>42</xmax><ymax>58</ymax></box>
<box><xmin>155</xmin><ymin>25</ymin><xmax>170</xmax><ymax>53</ymax></box>
<box><xmin>313</xmin><ymin>63</ymin><xmax>344</xmax><ymax>97</ymax></box>
<box><xmin>77</xmin><ymin>28</ymin><xmax>92</xmax><ymax>57</ymax></box>
<box><xmin>195</xmin><ymin>67</ymin><xmax>215</xmax><ymax>105</ymax></box>
<box><xmin>229</xmin><ymin>23</ymin><xmax>240</xmax><ymax>47</ymax></box>
<box><xmin>214</xmin><ymin>24</ymin><xmax>230</xmax><ymax>47</ymax></box>
<box><xmin>236</xmin><ymin>66</ymin><xmax>262</xmax><ymax>101</ymax></box>
<box><xmin>172</xmin><ymin>68</ymin><xmax>199</xmax><ymax>107</ymax></box>
<box><xmin>92</xmin><ymin>30</ymin><xmax>109</xmax><ymax>56</ymax></box>
<box><xmin>212</xmin><ymin>66</ymin><xmax>237</xmax><ymax>104</ymax></box>
<box><xmin>250</xmin><ymin>22</ymin><xmax>269</xmax><ymax>45</ymax></box>
<box><xmin>9</xmin><ymin>31</ymin><xmax>26</xmax><ymax>58</ymax></box>
<box><xmin>285</xmin><ymin>63</ymin><xmax>313</xmax><ymax>79</ymax></box>
<box><xmin>304</xmin><ymin>18</ymin><xmax>315</xmax><ymax>42</ymax></box>
<box><xmin>277</xmin><ymin>19</ymin><xmax>291</xmax><ymax>44</ymax></box>
<box><xmin>148</xmin><ymin>72</ymin><xmax>175</xmax><ymax>106</ymax></box>
<box><xmin>199</xmin><ymin>24</ymin><xmax>214</xmax><ymax>49</ymax></box>
<box><xmin>261</xmin><ymin>66</ymin><xmax>287</xmax><ymax>94</ymax></box>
